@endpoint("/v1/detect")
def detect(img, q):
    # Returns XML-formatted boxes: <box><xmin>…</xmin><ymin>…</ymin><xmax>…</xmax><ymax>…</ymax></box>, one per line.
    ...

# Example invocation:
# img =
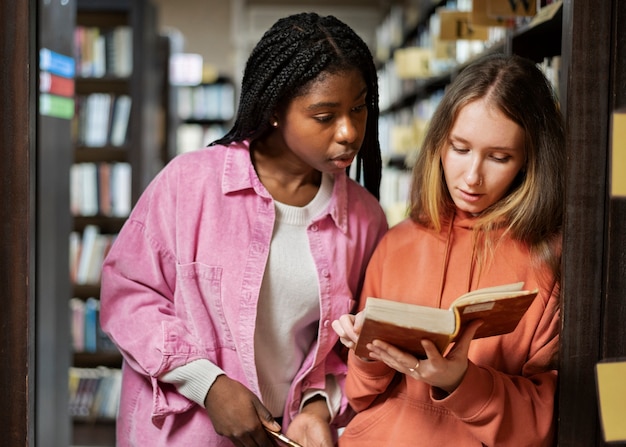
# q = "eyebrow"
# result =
<box><xmin>305</xmin><ymin>86</ymin><xmax>368</xmax><ymax>111</ymax></box>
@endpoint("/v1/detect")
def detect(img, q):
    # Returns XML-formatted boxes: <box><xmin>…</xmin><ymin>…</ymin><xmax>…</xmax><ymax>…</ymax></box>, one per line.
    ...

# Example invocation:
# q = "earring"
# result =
<box><xmin>271</xmin><ymin>120</ymin><xmax>278</xmax><ymax>127</ymax></box>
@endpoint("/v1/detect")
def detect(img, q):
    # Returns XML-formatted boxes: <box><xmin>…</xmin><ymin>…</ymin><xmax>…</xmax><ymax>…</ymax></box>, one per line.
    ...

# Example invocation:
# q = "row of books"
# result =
<box><xmin>74</xmin><ymin>25</ymin><xmax>133</xmax><ymax>78</ymax></box>
<box><xmin>177</xmin><ymin>82</ymin><xmax>235</xmax><ymax>122</ymax></box>
<box><xmin>70</xmin><ymin>225</ymin><xmax>116</xmax><ymax>286</ymax></box>
<box><xmin>176</xmin><ymin>123</ymin><xmax>227</xmax><ymax>155</ymax></box>
<box><xmin>379</xmin><ymin>52</ymin><xmax>561</xmax><ymax>161</ymax></box>
<box><xmin>69</xmin><ymin>366</ymin><xmax>121</xmax><ymax>420</ymax></box>
<box><xmin>375</xmin><ymin>0</ymin><xmax>560</xmax><ymax>65</ymax></box>
<box><xmin>74</xmin><ymin>93</ymin><xmax>132</xmax><ymax>147</ymax></box>
<box><xmin>70</xmin><ymin>162</ymin><xmax>132</xmax><ymax>218</ymax></box>
<box><xmin>539</xmin><ymin>55</ymin><xmax>561</xmax><ymax>99</ymax></box>
<box><xmin>70</xmin><ymin>297</ymin><xmax>117</xmax><ymax>354</ymax></box>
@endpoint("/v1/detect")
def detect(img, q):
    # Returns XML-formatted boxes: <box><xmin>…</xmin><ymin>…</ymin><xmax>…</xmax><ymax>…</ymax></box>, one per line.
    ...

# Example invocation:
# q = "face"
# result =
<box><xmin>274</xmin><ymin>69</ymin><xmax>368</xmax><ymax>174</ymax></box>
<box><xmin>441</xmin><ymin>98</ymin><xmax>526</xmax><ymax>214</ymax></box>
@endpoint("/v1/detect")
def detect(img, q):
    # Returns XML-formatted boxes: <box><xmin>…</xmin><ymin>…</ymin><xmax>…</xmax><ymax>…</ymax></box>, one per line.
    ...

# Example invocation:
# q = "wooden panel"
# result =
<box><xmin>37</xmin><ymin>1</ymin><xmax>76</xmax><ymax>446</ymax></box>
<box><xmin>0</xmin><ymin>1</ymin><xmax>34</xmax><ymax>446</ymax></box>
<box><xmin>558</xmin><ymin>0</ymin><xmax>614</xmax><ymax>445</ymax></box>
<box><xmin>603</xmin><ymin>2</ymin><xmax>626</xmax><ymax>360</ymax></box>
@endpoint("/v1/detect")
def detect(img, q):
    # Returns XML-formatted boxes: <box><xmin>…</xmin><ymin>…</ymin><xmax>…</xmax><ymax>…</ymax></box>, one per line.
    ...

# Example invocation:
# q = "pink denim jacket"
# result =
<box><xmin>100</xmin><ymin>141</ymin><xmax>388</xmax><ymax>446</ymax></box>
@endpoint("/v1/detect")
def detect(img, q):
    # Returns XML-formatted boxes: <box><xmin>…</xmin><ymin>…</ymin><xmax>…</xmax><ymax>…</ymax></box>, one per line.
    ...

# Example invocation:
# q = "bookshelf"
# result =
<box><xmin>69</xmin><ymin>0</ymin><xmax>167</xmax><ymax>444</ymax></box>
<box><xmin>374</xmin><ymin>0</ymin><xmax>563</xmax><ymax>225</ymax></box>
<box><xmin>0</xmin><ymin>1</ymin><xmax>623</xmax><ymax>446</ymax></box>
<box><xmin>172</xmin><ymin>76</ymin><xmax>235</xmax><ymax>156</ymax></box>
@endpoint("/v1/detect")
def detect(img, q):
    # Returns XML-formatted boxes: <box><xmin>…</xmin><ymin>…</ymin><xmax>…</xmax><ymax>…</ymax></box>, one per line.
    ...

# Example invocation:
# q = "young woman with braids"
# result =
<box><xmin>332</xmin><ymin>53</ymin><xmax>564</xmax><ymax>446</ymax></box>
<box><xmin>99</xmin><ymin>12</ymin><xmax>387</xmax><ymax>447</ymax></box>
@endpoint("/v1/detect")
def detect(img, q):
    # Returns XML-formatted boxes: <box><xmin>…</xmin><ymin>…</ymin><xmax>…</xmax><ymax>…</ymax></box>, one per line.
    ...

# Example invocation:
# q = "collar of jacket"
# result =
<box><xmin>220</xmin><ymin>140</ymin><xmax>350</xmax><ymax>235</ymax></box>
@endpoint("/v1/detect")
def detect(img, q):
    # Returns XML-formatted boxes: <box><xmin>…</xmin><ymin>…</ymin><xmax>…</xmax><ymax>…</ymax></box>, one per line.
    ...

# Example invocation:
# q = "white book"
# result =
<box><xmin>109</xmin><ymin>95</ymin><xmax>132</xmax><ymax>146</ymax></box>
<box><xmin>113</xmin><ymin>26</ymin><xmax>133</xmax><ymax>77</ymax></box>
<box><xmin>76</xmin><ymin>225</ymin><xmax>100</xmax><ymax>285</ymax></box>
<box><xmin>111</xmin><ymin>162</ymin><xmax>132</xmax><ymax>217</ymax></box>
<box><xmin>80</xmin><ymin>163</ymin><xmax>99</xmax><ymax>217</ymax></box>
<box><xmin>70</xmin><ymin>164</ymin><xmax>82</xmax><ymax>216</ymax></box>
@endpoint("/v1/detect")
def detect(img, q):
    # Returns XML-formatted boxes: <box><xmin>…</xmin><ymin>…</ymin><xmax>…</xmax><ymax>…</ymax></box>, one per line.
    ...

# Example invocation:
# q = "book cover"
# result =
<box><xmin>354</xmin><ymin>282</ymin><xmax>538</xmax><ymax>359</ymax></box>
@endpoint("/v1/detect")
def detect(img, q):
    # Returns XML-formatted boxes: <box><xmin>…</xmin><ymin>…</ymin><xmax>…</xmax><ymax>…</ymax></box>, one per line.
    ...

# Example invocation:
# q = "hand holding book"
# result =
<box><xmin>353</xmin><ymin>282</ymin><xmax>538</xmax><ymax>359</ymax></box>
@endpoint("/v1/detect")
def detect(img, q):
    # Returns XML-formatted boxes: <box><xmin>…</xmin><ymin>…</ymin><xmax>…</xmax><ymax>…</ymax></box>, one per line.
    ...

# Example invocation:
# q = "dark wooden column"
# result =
<box><xmin>558</xmin><ymin>0</ymin><xmax>625</xmax><ymax>446</ymax></box>
<box><xmin>0</xmin><ymin>0</ymin><xmax>35</xmax><ymax>445</ymax></box>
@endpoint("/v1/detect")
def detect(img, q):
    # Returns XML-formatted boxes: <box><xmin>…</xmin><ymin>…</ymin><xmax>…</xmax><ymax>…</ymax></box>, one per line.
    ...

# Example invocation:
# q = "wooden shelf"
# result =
<box><xmin>73</xmin><ymin>351</ymin><xmax>123</xmax><ymax>369</ymax></box>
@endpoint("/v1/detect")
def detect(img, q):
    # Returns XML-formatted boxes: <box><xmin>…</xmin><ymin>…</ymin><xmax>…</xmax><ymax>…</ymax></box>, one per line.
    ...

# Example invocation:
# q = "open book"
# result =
<box><xmin>354</xmin><ymin>282</ymin><xmax>538</xmax><ymax>359</ymax></box>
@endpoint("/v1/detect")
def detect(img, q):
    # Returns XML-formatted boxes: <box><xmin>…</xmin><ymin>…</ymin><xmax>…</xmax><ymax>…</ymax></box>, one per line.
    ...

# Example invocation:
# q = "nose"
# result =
<box><xmin>465</xmin><ymin>158</ymin><xmax>483</xmax><ymax>187</ymax></box>
<box><xmin>336</xmin><ymin>116</ymin><xmax>359</xmax><ymax>144</ymax></box>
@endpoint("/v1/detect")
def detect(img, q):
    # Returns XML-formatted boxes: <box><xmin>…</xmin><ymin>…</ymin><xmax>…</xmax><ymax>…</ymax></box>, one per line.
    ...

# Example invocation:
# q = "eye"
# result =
<box><xmin>352</xmin><ymin>103</ymin><xmax>367</xmax><ymax>113</ymax></box>
<box><xmin>490</xmin><ymin>153</ymin><xmax>512</xmax><ymax>163</ymax></box>
<box><xmin>314</xmin><ymin>114</ymin><xmax>333</xmax><ymax>123</ymax></box>
<box><xmin>450</xmin><ymin>144</ymin><xmax>469</xmax><ymax>154</ymax></box>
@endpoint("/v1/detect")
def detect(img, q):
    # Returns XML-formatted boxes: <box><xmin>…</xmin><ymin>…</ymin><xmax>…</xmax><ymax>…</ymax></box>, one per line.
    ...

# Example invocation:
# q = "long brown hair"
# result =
<box><xmin>409</xmin><ymin>53</ymin><xmax>564</xmax><ymax>280</ymax></box>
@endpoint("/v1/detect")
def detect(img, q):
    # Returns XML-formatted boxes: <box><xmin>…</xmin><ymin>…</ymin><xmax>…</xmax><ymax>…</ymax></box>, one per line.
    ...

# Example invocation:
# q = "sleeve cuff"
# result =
<box><xmin>300</xmin><ymin>375</ymin><xmax>342</xmax><ymax>421</ymax></box>
<box><xmin>159</xmin><ymin>359</ymin><xmax>225</xmax><ymax>407</ymax></box>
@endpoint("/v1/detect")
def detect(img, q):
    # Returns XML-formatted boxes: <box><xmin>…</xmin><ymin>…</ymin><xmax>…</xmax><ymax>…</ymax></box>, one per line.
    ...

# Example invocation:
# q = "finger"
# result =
<box><xmin>253</xmin><ymin>398</ymin><xmax>281</xmax><ymax>432</ymax></box>
<box><xmin>330</xmin><ymin>319</ymin><xmax>350</xmax><ymax>343</ymax></box>
<box><xmin>332</xmin><ymin>315</ymin><xmax>358</xmax><ymax>345</ymax></box>
<box><xmin>452</xmin><ymin>319</ymin><xmax>483</xmax><ymax>356</ymax></box>
<box><xmin>354</xmin><ymin>311</ymin><xmax>366</xmax><ymax>332</ymax></box>
<box><xmin>369</xmin><ymin>340</ymin><xmax>414</xmax><ymax>371</ymax></box>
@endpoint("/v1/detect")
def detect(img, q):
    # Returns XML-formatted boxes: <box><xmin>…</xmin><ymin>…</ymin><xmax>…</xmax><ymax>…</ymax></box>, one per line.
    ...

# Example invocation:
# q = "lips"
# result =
<box><xmin>331</xmin><ymin>152</ymin><xmax>357</xmax><ymax>169</ymax></box>
<box><xmin>458</xmin><ymin>189</ymin><xmax>482</xmax><ymax>203</ymax></box>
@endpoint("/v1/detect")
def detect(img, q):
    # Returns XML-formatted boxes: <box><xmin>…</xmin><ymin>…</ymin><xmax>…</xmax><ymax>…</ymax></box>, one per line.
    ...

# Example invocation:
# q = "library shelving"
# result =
<box><xmin>172</xmin><ymin>76</ymin><xmax>235</xmax><ymax>157</ymax></box>
<box><xmin>375</xmin><ymin>0</ymin><xmax>563</xmax><ymax>225</ymax></box>
<box><xmin>1</xmin><ymin>1</ymin><xmax>623</xmax><ymax>446</ymax></box>
<box><xmin>69</xmin><ymin>0</ymin><xmax>168</xmax><ymax>444</ymax></box>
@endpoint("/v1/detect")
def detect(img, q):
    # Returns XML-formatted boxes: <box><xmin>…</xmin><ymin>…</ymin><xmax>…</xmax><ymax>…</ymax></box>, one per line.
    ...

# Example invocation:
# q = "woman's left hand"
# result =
<box><xmin>285</xmin><ymin>397</ymin><xmax>333</xmax><ymax>447</ymax></box>
<box><xmin>365</xmin><ymin>319</ymin><xmax>483</xmax><ymax>394</ymax></box>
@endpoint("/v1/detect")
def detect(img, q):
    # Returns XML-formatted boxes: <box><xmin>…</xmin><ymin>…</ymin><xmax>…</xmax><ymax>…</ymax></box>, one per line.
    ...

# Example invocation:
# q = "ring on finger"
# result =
<box><xmin>408</xmin><ymin>360</ymin><xmax>420</xmax><ymax>372</ymax></box>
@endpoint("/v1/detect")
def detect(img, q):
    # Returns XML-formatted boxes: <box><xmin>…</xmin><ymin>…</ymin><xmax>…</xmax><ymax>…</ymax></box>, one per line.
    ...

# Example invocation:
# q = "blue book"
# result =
<box><xmin>84</xmin><ymin>297</ymin><xmax>100</xmax><ymax>353</ymax></box>
<box><xmin>39</xmin><ymin>47</ymin><xmax>75</xmax><ymax>78</ymax></box>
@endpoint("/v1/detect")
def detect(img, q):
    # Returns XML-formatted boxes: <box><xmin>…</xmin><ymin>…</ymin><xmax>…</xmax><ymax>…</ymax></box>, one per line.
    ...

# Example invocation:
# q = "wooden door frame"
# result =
<box><xmin>0</xmin><ymin>0</ymin><xmax>36</xmax><ymax>445</ymax></box>
<box><xmin>0</xmin><ymin>1</ymin><xmax>624</xmax><ymax>446</ymax></box>
<box><xmin>558</xmin><ymin>0</ymin><xmax>626</xmax><ymax>445</ymax></box>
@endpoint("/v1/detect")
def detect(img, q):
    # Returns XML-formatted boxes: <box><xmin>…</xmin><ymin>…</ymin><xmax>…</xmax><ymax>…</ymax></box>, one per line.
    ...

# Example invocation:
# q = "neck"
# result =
<box><xmin>251</xmin><ymin>139</ymin><xmax>322</xmax><ymax>206</ymax></box>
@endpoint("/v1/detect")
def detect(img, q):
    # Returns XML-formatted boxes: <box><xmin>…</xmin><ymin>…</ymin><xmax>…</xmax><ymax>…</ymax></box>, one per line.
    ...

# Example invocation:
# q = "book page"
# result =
<box><xmin>354</xmin><ymin>297</ymin><xmax>456</xmax><ymax>358</ymax></box>
<box><xmin>451</xmin><ymin>282</ymin><xmax>525</xmax><ymax>306</ymax></box>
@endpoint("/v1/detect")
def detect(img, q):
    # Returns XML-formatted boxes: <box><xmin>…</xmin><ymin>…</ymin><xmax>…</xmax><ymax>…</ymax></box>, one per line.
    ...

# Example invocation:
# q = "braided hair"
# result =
<box><xmin>211</xmin><ymin>12</ymin><xmax>382</xmax><ymax>199</ymax></box>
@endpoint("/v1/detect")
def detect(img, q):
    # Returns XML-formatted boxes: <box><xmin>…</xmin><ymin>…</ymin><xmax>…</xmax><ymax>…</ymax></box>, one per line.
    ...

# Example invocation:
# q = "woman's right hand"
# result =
<box><xmin>331</xmin><ymin>311</ymin><xmax>364</xmax><ymax>350</ymax></box>
<box><xmin>204</xmin><ymin>375</ymin><xmax>280</xmax><ymax>447</ymax></box>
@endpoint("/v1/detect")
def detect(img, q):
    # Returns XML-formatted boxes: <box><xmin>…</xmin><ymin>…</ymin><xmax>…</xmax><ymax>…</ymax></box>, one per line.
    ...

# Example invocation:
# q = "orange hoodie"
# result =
<box><xmin>340</xmin><ymin>212</ymin><xmax>560</xmax><ymax>447</ymax></box>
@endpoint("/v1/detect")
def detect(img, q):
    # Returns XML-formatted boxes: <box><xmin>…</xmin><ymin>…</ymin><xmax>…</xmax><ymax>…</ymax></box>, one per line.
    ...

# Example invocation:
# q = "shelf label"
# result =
<box><xmin>40</xmin><ymin>47</ymin><xmax>75</xmax><ymax>79</ymax></box>
<box><xmin>40</xmin><ymin>93</ymin><xmax>75</xmax><ymax>120</ymax></box>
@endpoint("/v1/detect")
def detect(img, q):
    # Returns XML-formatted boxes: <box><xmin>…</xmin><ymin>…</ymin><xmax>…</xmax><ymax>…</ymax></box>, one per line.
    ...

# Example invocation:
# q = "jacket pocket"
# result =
<box><xmin>175</xmin><ymin>262</ymin><xmax>235</xmax><ymax>351</ymax></box>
